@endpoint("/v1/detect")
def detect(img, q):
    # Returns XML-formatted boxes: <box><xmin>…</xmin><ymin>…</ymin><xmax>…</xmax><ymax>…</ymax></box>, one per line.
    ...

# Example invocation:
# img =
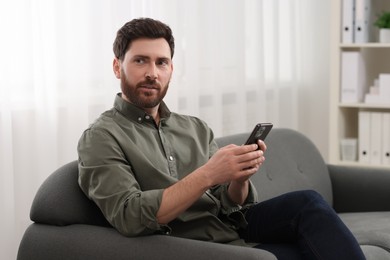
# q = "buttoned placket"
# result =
<box><xmin>137</xmin><ymin>114</ymin><xmax>178</xmax><ymax>178</ymax></box>
<box><xmin>157</xmin><ymin>120</ymin><xmax>178</xmax><ymax>179</ymax></box>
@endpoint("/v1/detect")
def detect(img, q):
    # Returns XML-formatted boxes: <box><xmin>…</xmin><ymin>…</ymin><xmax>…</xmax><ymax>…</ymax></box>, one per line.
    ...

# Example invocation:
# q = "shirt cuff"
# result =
<box><xmin>219</xmin><ymin>181</ymin><xmax>258</xmax><ymax>215</ymax></box>
<box><xmin>140</xmin><ymin>189</ymin><xmax>167</xmax><ymax>232</ymax></box>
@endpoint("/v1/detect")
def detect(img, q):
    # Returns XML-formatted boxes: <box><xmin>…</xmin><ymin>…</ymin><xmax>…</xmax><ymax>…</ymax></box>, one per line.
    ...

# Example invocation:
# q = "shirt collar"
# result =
<box><xmin>113</xmin><ymin>93</ymin><xmax>171</xmax><ymax>123</ymax></box>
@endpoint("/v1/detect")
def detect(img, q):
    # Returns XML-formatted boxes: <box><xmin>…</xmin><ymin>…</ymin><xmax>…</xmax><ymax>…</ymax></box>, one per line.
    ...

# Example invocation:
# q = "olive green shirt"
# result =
<box><xmin>78</xmin><ymin>94</ymin><xmax>258</xmax><ymax>245</ymax></box>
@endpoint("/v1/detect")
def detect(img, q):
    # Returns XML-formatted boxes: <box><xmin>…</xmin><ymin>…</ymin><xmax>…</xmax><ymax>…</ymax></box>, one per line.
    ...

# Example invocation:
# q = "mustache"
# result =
<box><xmin>137</xmin><ymin>79</ymin><xmax>161</xmax><ymax>89</ymax></box>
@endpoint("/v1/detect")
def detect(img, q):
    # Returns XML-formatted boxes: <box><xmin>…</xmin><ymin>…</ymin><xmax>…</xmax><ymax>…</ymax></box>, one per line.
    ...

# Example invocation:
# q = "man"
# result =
<box><xmin>78</xmin><ymin>17</ymin><xmax>365</xmax><ymax>259</ymax></box>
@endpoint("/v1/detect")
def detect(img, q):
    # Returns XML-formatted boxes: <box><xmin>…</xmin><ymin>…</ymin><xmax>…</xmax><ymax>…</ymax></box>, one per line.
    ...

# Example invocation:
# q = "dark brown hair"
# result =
<box><xmin>113</xmin><ymin>17</ymin><xmax>175</xmax><ymax>60</ymax></box>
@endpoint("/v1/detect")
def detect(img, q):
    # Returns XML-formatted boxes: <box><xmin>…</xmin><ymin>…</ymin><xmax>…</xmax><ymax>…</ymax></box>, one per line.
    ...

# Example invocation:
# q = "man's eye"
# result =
<box><xmin>157</xmin><ymin>60</ymin><xmax>169</xmax><ymax>66</ymax></box>
<box><xmin>135</xmin><ymin>59</ymin><xmax>145</xmax><ymax>64</ymax></box>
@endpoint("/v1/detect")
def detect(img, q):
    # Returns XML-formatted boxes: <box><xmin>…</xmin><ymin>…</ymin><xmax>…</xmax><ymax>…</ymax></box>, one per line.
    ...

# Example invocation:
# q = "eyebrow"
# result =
<box><xmin>132</xmin><ymin>55</ymin><xmax>171</xmax><ymax>61</ymax></box>
<box><xmin>132</xmin><ymin>55</ymin><xmax>149</xmax><ymax>60</ymax></box>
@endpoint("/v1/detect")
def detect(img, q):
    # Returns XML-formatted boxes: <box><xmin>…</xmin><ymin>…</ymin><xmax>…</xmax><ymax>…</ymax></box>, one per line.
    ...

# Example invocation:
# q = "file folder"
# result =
<box><xmin>354</xmin><ymin>0</ymin><xmax>371</xmax><ymax>43</ymax></box>
<box><xmin>342</xmin><ymin>0</ymin><xmax>355</xmax><ymax>43</ymax></box>
<box><xmin>341</xmin><ymin>51</ymin><xmax>366</xmax><ymax>103</ymax></box>
<box><xmin>370</xmin><ymin>112</ymin><xmax>382</xmax><ymax>164</ymax></box>
<box><xmin>358</xmin><ymin>111</ymin><xmax>370</xmax><ymax>163</ymax></box>
<box><xmin>382</xmin><ymin>113</ymin><xmax>390</xmax><ymax>165</ymax></box>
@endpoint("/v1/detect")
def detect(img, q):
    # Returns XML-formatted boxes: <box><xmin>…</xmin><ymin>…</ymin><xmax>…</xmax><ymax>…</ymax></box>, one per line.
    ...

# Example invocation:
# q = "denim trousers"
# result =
<box><xmin>239</xmin><ymin>190</ymin><xmax>366</xmax><ymax>260</ymax></box>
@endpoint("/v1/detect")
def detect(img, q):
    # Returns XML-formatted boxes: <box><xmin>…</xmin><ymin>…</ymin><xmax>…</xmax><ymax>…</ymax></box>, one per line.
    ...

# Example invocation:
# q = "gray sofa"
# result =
<box><xmin>17</xmin><ymin>128</ymin><xmax>390</xmax><ymax>259</ymax></box>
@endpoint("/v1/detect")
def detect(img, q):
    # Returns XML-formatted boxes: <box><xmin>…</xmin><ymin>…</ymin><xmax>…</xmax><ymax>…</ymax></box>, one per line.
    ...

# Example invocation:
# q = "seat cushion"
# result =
<box><xmin>18</xmin><ymin>224</ymin><xmax>277</xmax><ymax>260</ymax></box>
<box><xmin>339</xmin><ymin>212</ymin><xmax>390</xmax><ymax>260</ymax></box>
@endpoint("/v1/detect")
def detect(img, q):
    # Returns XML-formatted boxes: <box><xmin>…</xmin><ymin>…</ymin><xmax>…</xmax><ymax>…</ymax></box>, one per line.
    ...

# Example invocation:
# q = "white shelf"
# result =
<box><xmin>329</xmin><ymin>0</ymin><xmax>390</xmax><ymax>169</ymax></box>
<box><xmin>339</xmin><ymin>103</ymin><xmax>390</xmax><ymax>109</ymax></box>
<box><xmin>340</xmin><ymin>43</ymin><xmax>390</xmax><ymax>48</ymax></box>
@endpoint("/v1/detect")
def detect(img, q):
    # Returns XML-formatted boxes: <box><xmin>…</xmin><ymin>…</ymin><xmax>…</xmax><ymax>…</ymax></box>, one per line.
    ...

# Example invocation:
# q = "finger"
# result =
<box><xmin>236</xmin><ymin>150</ymin><xmax>264</xmax><ymax>169</ymax></box>
<box><xmin>240</xmin><ymin>163</ymin><xmax>260</xmax><ymax>177</ymax></box>
<box><xmin>236</xmin><ymin>143</ymin><xmax>259</xmax><ymax>155</ymax></box>
<box><xmin>239</xmin><ymin>154</ymin><xmax>265</xmax><ymax>170</ymax></box>
<box><xmin>257</xmin><ymin>140</ymin><xmax>267</xmax><ymax>152</ymax></box>
<box><xmin>237</xmin><ymin>149</ymin><xmax>263</xmax><ymax>165</ymax></box>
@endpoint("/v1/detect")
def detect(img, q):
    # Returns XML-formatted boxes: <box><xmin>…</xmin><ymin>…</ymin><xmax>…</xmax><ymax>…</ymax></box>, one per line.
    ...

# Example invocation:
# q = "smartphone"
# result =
<box><xmin>244</xmin><ymin>123</ymin><xmax>273</xmax><ymax>149</ymax></box>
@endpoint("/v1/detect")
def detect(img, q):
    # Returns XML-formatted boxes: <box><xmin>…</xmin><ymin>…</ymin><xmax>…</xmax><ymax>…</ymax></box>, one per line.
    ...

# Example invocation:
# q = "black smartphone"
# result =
<box><xmin>244</xmin><ymin>123</ymin><xmax>273</xmax><ymax>149</ymax></box>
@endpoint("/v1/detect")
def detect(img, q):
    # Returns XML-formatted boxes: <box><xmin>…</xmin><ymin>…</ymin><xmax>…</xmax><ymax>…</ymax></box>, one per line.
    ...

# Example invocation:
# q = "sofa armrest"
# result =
<box><xmin>328</xmin><ymin>164</ymin><xmax>390</xmax><ymax>213</ymax></box>
<box><xmin>18</xmin><ymin>224</ymin><xmax>276</xmax><ymax>260</ymax></box>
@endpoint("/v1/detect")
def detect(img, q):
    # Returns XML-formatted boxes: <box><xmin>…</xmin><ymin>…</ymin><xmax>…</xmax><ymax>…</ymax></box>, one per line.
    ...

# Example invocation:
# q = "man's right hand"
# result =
<box><xmin>202</xmin><ymin>142</ymin><xmax>265</xmax><ymax>186</ymax></box>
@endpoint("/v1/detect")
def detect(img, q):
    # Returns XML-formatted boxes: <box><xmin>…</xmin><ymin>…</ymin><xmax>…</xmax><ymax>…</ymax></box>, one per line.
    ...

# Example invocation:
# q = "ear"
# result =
<box><xmin>113</xmin><ymin>58</ymin><xmax>121</xmax><ymax>79</ymax></box>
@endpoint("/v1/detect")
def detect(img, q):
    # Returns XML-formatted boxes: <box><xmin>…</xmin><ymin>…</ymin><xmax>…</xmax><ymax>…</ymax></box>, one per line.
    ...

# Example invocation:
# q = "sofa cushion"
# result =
<box><xmin>339</xmin><ymin>211</ymin><xmax>390</xmax><ymax>258</ymax></box>
<box><xmin>361</xmin><ymin>245</ymin><xmax>390</xmax><ymax>260</ymax></box>
<box><xmin>18</xmin><ymin>224</ymin><xmax>276</xmax><ymax>260</ymax></box>
<box><xmin>215</xmin><ymin>128</ymin><xmax>333</xmax><ymax>205</ymax></box>
<box><xmin>30</xmin><ymin>161</ymin><xmax>110</xmax><ymax>226</ymax></box>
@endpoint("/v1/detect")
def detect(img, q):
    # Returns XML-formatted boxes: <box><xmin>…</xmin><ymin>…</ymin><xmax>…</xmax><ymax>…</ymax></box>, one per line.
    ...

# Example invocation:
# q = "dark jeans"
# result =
<box><xmin>239</xmin><ymin>190</ymin><xmax>365</xmax><ymax>260</ymax></box>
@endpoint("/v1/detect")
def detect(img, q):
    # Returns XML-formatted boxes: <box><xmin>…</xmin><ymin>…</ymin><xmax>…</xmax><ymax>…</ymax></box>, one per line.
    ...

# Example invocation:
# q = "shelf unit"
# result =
<box><xmin>329</xmin><ymin>0</ymin><xmax>390</xmax><ymax>168</ymax></box>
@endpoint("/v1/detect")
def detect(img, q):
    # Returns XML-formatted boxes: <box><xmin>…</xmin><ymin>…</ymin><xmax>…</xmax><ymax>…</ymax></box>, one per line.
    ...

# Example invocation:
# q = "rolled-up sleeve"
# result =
<box><xmin>78</xmin><ymin>128</ymin><xmax>168</xmax><ymax>236</ymax></box>
<box><xmin>209</xmin><ymin>182</ymin><xmax>258</xmax><ymax>230</ymax></box>
<box><xmin>211</xmin><ymin>181</ymin><xmax>258</xmax><ymax>215</ymax></box>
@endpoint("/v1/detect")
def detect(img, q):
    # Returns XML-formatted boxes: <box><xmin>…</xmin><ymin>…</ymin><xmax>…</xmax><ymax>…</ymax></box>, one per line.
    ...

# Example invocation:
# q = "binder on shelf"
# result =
<box><xmin>342</xmin><ymin>0</ymin><xmax>355</xmax><ymax>43</ymax></box>
<box><xmin>370</xmin><ymin>112</ymin><xmax>382</xmax><ymax>164</ymax></box>
<box><xmin>382</xmin><ymin>113</ymin><xmax>390</xmax><ymax>165</ymax></box>
<box><xmin>341</xmin><ymin>51</ymin><xmax>366</xmax><ymax>103</ymax></box>
<box><xmin>358</xmin><ymin>111</ymin><xmax>370</xmax><ymax>163</ymax></box>
<box><xmin>354</xmin><ymin>0</ymin><xmax>371</xmax><ymax>43</ymax></box>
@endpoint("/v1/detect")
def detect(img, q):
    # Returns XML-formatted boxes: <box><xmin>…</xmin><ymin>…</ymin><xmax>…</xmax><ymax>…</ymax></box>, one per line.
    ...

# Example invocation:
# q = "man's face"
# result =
<box><xmin>113</xmin><ymin>38</ymin><xmax>173</xmax><ymax>109</ymax></box>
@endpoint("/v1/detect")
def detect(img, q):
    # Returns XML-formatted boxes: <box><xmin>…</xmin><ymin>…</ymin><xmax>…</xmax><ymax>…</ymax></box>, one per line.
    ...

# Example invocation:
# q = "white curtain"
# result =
<box><xmin>0</xmin><ymin>0</ymin><xmax>330</xmax><ymax>258</ymax></box>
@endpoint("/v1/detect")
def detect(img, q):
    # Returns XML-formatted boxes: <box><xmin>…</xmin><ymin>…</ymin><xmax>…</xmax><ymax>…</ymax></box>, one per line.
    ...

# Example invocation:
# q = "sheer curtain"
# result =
<box><xmin>0</xmin><ymin>0</ymin><xmax>330</xmax><ymax>258</ymax></box>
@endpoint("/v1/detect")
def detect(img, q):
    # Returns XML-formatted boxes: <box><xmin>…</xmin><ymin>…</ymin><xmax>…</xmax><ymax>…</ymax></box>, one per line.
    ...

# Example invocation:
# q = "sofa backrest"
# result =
<box><xmin>30</xmin><ymin>128</ymin><xmax>332</xmax><ymax>226</ymax></box>
<box><xmin>215</xmin><ymin>128</ymin><xmax>333</xmax><ymax>205</ymax></box>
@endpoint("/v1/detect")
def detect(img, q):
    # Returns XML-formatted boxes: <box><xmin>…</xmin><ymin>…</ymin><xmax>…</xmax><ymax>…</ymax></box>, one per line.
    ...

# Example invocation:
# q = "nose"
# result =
<box><xmin>145</xmin><ymin>64</ymin><xmax>157</xmax><ymax>80</ymax></box>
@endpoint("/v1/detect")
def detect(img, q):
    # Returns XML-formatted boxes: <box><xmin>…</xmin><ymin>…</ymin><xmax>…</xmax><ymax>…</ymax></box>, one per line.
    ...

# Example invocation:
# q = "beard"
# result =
<box><xmin>120</xmin><ymin>73</ymin><xmax>169</xmax><ymax>109</ymax></box>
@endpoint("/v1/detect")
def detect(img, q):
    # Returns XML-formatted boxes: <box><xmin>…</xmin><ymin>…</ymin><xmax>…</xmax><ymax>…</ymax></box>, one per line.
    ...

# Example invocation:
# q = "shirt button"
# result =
<box><xmin>137</xmin><ymin>117</ymin><xmax>142</xmax><ymax>122</ymax></box>
<box><xmin>145</xmin><ymin>115</ymin><xmax>150</xmax><ymax>120</ymax></box>
<box><xmin>169</xmin><ymin>156</ymin><xmax>174</xmax><ymax>161</ymax></box>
